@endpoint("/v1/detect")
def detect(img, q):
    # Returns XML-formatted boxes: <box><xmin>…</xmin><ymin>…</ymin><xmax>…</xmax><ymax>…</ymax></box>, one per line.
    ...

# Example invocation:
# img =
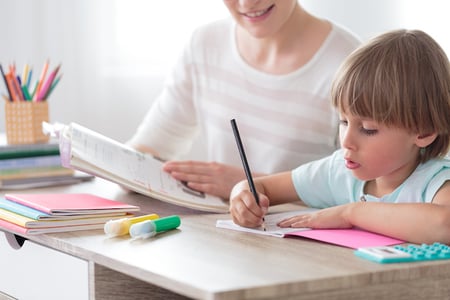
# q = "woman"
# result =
<box><xmin>128</xmin><ymin>1</ymin><xmax>361</xmax><ymax>199</ymax></box>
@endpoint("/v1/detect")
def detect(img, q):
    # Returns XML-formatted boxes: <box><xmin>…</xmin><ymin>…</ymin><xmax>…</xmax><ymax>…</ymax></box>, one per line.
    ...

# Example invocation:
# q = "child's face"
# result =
<box><xmin>338</xmin><ymin>111</ymin><xmax>421</xmax><ymax>184</ymax></box>
<box><xmin>223</xmin><ymin>0</ymin><xmax>298</xmax><ymax>38</ymax></box>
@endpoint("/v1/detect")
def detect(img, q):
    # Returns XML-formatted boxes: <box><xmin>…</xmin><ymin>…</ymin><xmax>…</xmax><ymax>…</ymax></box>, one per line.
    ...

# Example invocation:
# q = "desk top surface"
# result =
<box><xmin>2</xmin><ymin>178</ymin><xmax>450</xmax><ymax>299</ymax></box>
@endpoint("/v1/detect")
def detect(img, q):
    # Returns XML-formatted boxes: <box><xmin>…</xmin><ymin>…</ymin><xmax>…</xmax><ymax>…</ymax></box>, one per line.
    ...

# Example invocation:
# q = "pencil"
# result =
<box><xmin>22</xmin><ymin>63</ymin><xmax>29</xmax><ymax>86</ymax></box>
<box><xmin>36</xmin><ymin>64</ymin><xmax>60</xmax><ymax>101</ymax></box>
<box><xmin>0</xmin><ymin>64</ymin><xmax>12</xmax><ymax>101</ymax></box>
<box><xmin>34</xmin><ymin>59</ymin><xmax>49</xmax><ymax>101</ymax></box>
<box><xmin>230</xmin><ymin>119</ymin><xmax>266</xmax><ymax>231</ymax></box>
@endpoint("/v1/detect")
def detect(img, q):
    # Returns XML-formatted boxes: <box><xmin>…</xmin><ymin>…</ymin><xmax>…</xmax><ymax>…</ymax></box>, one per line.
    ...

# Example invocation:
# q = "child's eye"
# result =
<box><xmin>361</xmin><ymin>128</ymin><xmax>378</xmax><ymax>135</ymax></box>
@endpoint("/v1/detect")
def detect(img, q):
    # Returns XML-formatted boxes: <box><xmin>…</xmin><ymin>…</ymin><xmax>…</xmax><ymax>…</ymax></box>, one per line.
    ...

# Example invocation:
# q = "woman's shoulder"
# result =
<box><xmin>308</xmin><ymin>21</ymin><xmax>361</xmax><ymax>68</ymax></box>
<box><xmin>190</xmin><ymin>17</ymin><xmax>234</xmax><ymax>45</ymax></box>
<box><xmin>327</xmin><ymin>21</ymin><xmax>362</xmax><ymax>50</ymax></box>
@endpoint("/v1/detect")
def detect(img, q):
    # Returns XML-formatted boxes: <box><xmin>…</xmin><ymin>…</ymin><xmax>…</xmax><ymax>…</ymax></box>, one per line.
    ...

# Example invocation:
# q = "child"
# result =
<box><xmin>229</xmin><ymin>29</ymin><xmax>450</xmax><ymax>244</ymax></box>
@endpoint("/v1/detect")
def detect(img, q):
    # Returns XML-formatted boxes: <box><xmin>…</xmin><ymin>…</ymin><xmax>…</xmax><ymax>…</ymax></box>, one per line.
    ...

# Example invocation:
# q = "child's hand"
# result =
<box><xmin>277</xmin><ymin>204</ymin><xmax>352</xmax><ymax>229</ymax></box>
<box><xmin>229</xmin><ymin>186</ymin><xmax>269</xmax><ymax>228</ymax></box>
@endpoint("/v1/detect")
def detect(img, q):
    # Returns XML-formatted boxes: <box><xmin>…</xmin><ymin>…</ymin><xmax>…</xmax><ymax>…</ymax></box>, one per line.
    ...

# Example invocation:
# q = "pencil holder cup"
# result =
<box><xmin>4</xmin><ymin>101</ymin><xmax>50</xmax><ymax>144</ymax></box>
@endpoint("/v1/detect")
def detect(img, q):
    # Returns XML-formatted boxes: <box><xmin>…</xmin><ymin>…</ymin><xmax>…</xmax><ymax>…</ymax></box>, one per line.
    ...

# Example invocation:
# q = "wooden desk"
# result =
<box><xmin>2</xmin><ymin>178</ymin><xmax>450</xmax><ymax>300</ymax></box>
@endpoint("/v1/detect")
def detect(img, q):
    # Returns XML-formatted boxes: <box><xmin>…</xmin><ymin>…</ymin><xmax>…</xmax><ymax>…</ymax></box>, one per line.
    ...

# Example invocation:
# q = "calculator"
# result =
<box><xmin>354</xmin><ymin>242</ymin><xmax>450</xmax><ymax>263</ymax></box>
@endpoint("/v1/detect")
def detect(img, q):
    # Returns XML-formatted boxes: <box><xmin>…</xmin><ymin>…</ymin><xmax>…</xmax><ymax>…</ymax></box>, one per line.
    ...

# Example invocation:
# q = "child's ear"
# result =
<box><xmin>415</xmin><ymin>132</ymin><xmax>438</xmax><ymax>147</ymax></box>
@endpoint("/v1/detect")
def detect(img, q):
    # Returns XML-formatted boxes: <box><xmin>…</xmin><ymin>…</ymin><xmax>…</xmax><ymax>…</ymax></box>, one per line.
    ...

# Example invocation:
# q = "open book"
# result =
<box><xmin>43</xmin><ymin>122</ymin><xmax>229</xmax><ymax>213</ymax></box>
<box><xmin>216</xmin><ymin>209</ymin><xmax>404</xmax><ymax>249</ymax></box>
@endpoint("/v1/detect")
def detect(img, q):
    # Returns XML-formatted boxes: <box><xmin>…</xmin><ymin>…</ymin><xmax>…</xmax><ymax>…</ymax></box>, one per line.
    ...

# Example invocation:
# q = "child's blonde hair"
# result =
<box><xmin>331</xmin><ymin>29</ymin><xmax>450</xmax><ymax>163</ymax></box>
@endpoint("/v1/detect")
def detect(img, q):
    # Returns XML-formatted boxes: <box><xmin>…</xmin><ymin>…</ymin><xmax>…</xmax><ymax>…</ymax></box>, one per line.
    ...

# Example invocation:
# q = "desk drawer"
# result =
<box><xmin>0</xmin><ymin>232</ymin><xmax>88</xmax><ymax>300</ymax></box>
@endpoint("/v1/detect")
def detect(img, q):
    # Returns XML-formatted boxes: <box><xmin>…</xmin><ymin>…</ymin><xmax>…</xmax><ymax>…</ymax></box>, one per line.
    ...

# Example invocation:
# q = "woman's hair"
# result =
<box><xmin>331</xmin><ymin>29</ymin><xmax>450</xmax><ymax>162</ymax></box>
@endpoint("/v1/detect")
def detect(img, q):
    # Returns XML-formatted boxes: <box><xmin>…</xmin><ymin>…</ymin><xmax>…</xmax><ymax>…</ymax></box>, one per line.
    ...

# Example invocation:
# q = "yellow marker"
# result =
<box><xmin>104</xmin><ymin>214</ymin><xmax>159</xmax><ymax>237</ymax></box>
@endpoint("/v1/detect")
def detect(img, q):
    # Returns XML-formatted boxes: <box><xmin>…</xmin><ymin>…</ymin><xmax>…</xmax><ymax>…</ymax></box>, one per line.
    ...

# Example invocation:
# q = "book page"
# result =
<box><xmin>60</xmin><ymin>123</ymin><xmax>228</xmax><ymax>213</ymax></box>
<box><xmin>68</xmin><ymin>123</ymin><xmax>160</xmax><ymax>190</ymax></box>
<box><xmin>216</xmin><ymin>209</ymin><xmax>316</xmax><ymax>237</ymax></box>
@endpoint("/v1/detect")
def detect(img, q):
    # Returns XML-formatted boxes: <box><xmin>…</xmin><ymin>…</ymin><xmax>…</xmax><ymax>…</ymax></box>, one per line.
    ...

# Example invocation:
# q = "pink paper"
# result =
<box><xmin>286</xmin><ymin>228</ymin><xmax>404</xmax><ymax>249</ymax></box>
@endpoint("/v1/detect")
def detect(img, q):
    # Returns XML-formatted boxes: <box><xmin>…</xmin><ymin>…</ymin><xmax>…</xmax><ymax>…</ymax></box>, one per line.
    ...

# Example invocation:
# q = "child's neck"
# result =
<box><xmin>363</xmin><ymin>160</ymin><xmax>421</xmax><ymax>198</ymax></box>
<box><xmin>363</xmin><ymin>180</ymin><xmax>396</xmax><ymax>198</ymax></box>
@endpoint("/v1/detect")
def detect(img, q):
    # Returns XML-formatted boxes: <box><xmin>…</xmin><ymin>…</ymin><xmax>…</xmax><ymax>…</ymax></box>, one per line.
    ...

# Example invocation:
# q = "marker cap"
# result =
<box><xmin>104</xmin><ymin>218</ymin><xmax>129</xmax><ymax>236</ymax></box>
<box><xmin>129</xmin><ymin>215</ymin><xmax>181</xmax><ymax>239</ymax></box>
<box><xmin>154</xmin><ymin>215</ymin><xmax>181</xmax><ymax>232</ymax></box>
<box><xmin>104</xmin><ymin>214</ymin><xmax>159</xmax><ymax>237</ymax></box>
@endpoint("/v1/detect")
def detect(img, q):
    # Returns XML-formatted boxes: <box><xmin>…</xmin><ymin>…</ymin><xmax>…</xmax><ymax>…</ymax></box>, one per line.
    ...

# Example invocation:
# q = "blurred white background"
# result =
<box><xmin>0</xmin><ymin>0</ymin><xmax>449</xmax><ymax>157</ymax></box>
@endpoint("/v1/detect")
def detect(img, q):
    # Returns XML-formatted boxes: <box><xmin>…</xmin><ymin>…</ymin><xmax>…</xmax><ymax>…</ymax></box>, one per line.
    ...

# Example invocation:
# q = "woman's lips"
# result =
<box><xmin>242</xmin><ymin>4</ymin><xmax>275</xmax><ymax>20</ymax></box>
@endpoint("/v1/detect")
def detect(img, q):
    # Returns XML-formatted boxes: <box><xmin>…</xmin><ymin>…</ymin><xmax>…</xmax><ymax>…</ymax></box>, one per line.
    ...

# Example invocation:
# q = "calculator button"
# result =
<box><xmin>355</xmin><ymin>243</ymin><xmax>450</xmax><ymax>263</ymax></box>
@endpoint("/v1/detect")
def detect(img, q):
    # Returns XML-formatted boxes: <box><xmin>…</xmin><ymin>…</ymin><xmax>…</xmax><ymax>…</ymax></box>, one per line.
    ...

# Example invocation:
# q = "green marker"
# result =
<box><xmin>129</xmin><ymin>215</ymin><xmax>181</xmax><ymax>239</ymax></box>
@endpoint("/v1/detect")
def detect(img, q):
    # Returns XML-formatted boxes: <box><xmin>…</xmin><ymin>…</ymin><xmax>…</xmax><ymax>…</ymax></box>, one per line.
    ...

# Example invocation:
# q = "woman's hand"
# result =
<box><xmin>163</xmin><ymin>160</ymin><xmax>251</xmax><ymax>199</ymax></box>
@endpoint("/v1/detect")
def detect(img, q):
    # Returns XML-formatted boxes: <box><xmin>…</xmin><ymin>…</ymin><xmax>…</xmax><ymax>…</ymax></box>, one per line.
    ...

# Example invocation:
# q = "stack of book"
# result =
<box><xmin>0</xmin><ymin>140</ymin><xmax>92</xmax><ymax>189</ymax></box>
<box><xmin>0</xmin><ymin>193</ymin><xmax>140</xmax><ymax>235</ymax></box>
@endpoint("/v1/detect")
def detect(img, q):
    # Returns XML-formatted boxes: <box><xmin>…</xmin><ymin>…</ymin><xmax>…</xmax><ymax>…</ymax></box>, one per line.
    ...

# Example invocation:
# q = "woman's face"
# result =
<box><xmin>223</xmin><ymin>0</ymin><xmax>298</xmax><ymax>38</ymax></box>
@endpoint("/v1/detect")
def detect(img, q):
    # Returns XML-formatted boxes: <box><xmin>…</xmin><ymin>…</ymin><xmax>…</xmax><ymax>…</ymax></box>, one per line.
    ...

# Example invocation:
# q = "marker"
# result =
<box><xmin>129</xmin><ymin>215</ymin><xmax>181</xmax><ymax>239</ymax></box>
<box><xmin>104</xmin><ymin>213</ymin><xmax>159</xmax><ymax>237</ymax></box>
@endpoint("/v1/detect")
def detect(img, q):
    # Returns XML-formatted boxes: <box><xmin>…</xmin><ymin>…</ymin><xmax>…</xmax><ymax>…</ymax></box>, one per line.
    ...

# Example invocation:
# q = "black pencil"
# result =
<box><xmin>0</xmin><ymin>64</ymin><xmax>13</xmax><ymax>101</ymax></box>
<box><xmin>230</xmin><ymin>119</ymin><xmax>266</xmax><ymax>231</ymax></box>
<box><xmin>230</xmin><ymin>119</ymin><xmax>259</xmax><ymax>203</ymax></box>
